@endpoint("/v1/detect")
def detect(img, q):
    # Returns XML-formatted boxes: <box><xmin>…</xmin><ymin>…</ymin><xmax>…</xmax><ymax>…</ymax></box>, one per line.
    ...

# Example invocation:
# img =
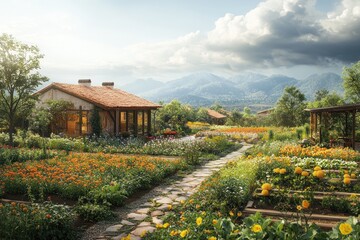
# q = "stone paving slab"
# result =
<box><xmin>94</xmin><ymin>144</ymin><xmax>252</xmax><ymax>240</ymax></box>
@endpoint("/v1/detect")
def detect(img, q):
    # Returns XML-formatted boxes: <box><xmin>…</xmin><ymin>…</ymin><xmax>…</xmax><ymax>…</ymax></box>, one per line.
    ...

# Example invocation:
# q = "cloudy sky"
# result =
<box><xmin>0</xmin><ymin>0</ymin><xmax>359</xmax><ymax>85</ymax></box>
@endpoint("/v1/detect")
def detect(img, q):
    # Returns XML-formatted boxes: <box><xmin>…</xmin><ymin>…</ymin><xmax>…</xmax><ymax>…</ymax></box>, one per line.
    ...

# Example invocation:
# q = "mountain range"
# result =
<box><xmin>120</xmin><ymin>72</ymin><xmax>344</xmax><ymax>108</ymax></box>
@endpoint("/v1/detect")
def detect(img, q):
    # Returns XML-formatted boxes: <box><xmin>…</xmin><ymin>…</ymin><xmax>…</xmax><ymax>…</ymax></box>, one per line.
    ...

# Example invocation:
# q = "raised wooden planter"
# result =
<box><xmin>1</xmin><ymin>198</ymin><xmax>30</xmax><ymax>205</ymax></box>
<box><xmin>248</xmin><ymin>188</ymin><xmax>360</xmax><ymax>229</ymax></box>
<box><xmin>253</xmin><ymin>188</ymin><xmax>360</xmax><ymax>200</ymax></box>
<box><xmin>243</xmin><ymin>202</ymin><xmax>349</xmax><ymax>229</ymax></box>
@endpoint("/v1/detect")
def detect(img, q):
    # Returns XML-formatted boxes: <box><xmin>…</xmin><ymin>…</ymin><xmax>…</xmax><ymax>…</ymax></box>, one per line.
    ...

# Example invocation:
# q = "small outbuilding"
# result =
<box><xmin>36</xmin><ymin>79</ymin><xmax>160</xmax><ymax>137</ymax></box>
<box><xmin>207</xmin><ymin>109</ymin><xmax>227</xmax><ymax>125</ymax></box>
<box><xmin>257</xmin><ymin>108</ymin><xmax>274</xmax><ymax>117</ymax></box>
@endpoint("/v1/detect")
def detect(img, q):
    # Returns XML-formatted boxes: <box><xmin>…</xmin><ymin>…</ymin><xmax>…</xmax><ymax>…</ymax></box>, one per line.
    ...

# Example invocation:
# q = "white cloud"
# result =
<box><xmin>113</xmin><ymin>0</ymin><xmax>360</xmax><ymax>78</ymax></box>
<box><xmin>1</xmin><ymin>0</ymin><xmax>359</xmax><ymax>80</ymax></box>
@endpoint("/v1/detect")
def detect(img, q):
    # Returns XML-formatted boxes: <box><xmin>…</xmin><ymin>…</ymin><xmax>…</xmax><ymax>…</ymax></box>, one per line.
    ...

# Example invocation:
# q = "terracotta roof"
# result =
<box><xmin>207</xmin><ymin>109</ymin><xmax>227</xmax><ymax>119</ymax></box>
<box><xmin>36</xmin><ymin>83</ymin><xmax>161</xmax><ymax>109</ymax></box>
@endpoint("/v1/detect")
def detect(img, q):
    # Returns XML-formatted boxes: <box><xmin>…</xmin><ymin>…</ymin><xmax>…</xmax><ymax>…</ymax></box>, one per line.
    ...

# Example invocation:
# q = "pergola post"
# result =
<box><xmin>134</xmin><ymin>110</ymin><xmax>138</xmax><ymax>136</ymax></box>
<box><xmin>147</xmin><ymin>110</ymin><xmax>151</xmax><ymax>136</ymax></box>
<box><xmin>352</xmin><ymin>110</ymin><xmax>356</xmax><ymax>149</ymax></box>
<box><xmin>345</xmin><ymin>112</ymin><xmax>349</xmax><ymax>136</ymax></box>
<box><xmin>115</xmin><ymin>110</ymin><xmax>120</xmax><ymax>136</ymax></box>
<box><xmin>79</xmin><ymin>106</ymin><xmax>83</xmax><ymax>135</ymax></box>
<box><xmin>319</xmin><ymin>113</ymin><xmax>322</xmax><ymax>143</ymax></box>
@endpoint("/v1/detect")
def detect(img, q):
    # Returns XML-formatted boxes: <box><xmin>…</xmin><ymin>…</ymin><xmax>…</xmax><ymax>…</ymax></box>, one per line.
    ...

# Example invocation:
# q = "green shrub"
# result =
<box><xmin>214</xmin><ymin>177</ymin><xmax>249</xmax><ymax>209</ymax></box>
<box><xmin>0</xmin><ymin>147</ymin><xmax>59</xmax><ymax>165</ymax></box>
<box><xmin>76</xmin><ymin>202</ymin><xmax>114</xmax><ymax>222</ymax></box>
<box><xmin>268</xmin><ymin>130</ymin><xmax>274</xmax><ymax>140</ymax></box>
<box><xmin>296</xmin><ymin>128</ymin><xmax>303</xmax><ymax>140</ymax></box>
<box><xmin>90</xmin><ymin>182</ymin><xmax>128</xmax><ymax>206</ymax></box>
<box><xmin>0</xmin><ymin>201</ymin><xmax>76</xmax><ymax>240</ymax></box>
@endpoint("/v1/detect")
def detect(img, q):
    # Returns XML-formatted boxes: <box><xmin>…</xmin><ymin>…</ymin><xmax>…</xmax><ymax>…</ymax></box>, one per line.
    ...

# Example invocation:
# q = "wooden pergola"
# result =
<box><xmin>305</xmin><ymin>104</ymin><xmax>360</xmax><ymax>149</ymax></box>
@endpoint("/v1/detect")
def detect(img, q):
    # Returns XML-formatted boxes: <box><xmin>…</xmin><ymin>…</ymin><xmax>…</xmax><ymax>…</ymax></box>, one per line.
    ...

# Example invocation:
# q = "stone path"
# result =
<box><xmin>87</xmin><ymin>144</ymin><xmax>252</xmax><ymax>240</ymax></box>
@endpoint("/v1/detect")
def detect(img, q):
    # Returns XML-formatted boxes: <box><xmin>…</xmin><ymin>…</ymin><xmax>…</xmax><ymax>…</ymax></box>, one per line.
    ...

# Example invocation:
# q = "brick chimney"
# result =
<box><xmin>78</xmin><ymin>79</ymin><xmax>91</xmax><ymax>87</ymax></box>
<box><xmin>102</xmin><ymin>82</ymin><xmax>114</xmax><ymax>89</ymax></box>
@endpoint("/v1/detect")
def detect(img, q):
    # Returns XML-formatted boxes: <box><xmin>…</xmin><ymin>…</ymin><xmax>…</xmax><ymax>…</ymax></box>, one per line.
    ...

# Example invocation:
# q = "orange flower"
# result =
<box><xmin>302</xmin><ymin>200</ymin><xmax>310</xmax><ymax>209</ymax></box>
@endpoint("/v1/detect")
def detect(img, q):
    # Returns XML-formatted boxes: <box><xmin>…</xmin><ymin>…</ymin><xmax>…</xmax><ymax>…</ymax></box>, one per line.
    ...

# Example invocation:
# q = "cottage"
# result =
<box><xmin>35</xmin><ymin>79</ymin><xmax>160</xmax><ymax>137</ymax></box>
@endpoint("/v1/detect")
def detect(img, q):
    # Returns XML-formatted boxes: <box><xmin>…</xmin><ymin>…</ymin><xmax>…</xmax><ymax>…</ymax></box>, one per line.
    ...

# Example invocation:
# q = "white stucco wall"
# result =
<box><xmin>37</xmin><ymin>89</ymin><xmax>94</xmax><ymax>110</ymax></box>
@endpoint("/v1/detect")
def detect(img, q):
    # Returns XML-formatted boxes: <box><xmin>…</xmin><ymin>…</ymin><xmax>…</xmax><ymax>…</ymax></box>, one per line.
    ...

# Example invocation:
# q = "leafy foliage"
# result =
<box><xmin>90</xmin><ymin>107</ymin><xmax>102</xmax><ymax>137</ymax></box>
<box><xmin>272</xmin><ymin>86</ymin><xmax>307</xmax><ymax>127</ymax></box>
<box><xmin>343</xmin><ymin>60</ymin><xmax>360</xmax><ymax>103</ymax></box>
<box><xmin>0</xmin><ymin>34</ymin><xmax>48</xmax><ymax>143</ymax></box>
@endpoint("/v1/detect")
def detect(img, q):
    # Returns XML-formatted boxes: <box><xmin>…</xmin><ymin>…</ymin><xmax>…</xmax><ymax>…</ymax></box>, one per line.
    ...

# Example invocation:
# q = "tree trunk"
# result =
<box><xmin>8</xmin><ymin>121</ymin><xmax>14</xmax><ymax>146</ymax></box>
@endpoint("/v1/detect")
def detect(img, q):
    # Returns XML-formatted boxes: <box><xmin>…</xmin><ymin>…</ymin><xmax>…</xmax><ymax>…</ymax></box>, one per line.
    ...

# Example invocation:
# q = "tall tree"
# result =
<box><xmin>308</xmin><ymin>90</ymin><xmax>344</xmax><ymax>109</ymax></box>
<box><xmin>272</xmin><ymin>86</ymin><xmax>307</xmax><ymax>127</ymax></box>
<box><xmin>0</xmin><ymin>34</ymin><xmax>48</xmax><ymax>144</ymax></box>
<box><xmin>343</xmin><ymin>60</ymin><xmax>360</xmax><ymax>103</ymax></box>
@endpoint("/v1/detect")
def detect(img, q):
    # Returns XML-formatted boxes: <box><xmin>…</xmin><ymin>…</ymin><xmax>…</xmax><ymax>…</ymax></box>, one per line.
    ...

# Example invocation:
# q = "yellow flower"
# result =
<box><xmin>229</xmin><ymin>211</ymin><xmax>234</xmax><ymax>216</ymax></box>
<box><xmin>237</xmin><ymin>212</ymin><xmax>242</xmax><ymax>217</ymax></box>
<box><xmin>351</xmin><ymin>173</ymin><xmax>356</xmax><ymax>179</ymax></box>
<box><xmin>314</xmin><ymin>166</ymin><xmax>322</xmax><ymax>171</ymax></box>
<box><xmin>344</xmin><ymin>174</ymin><xmax>350</xmax><ymax>178</ymax></box>
<box><xmin>189</xmin><ymin>199</ymin><xmax>194</xmax><ymax>204</ymax></box>
<box><xmin>168</xmin><ymin>205</ymin><xmax>173</xmax><ymax>210</ymax></box>
<box><xmin>261</xmin><ymin>189</ymin><xmax>270</xmax><ymax>196</ymax></box>
<box><xmin>294</xmin><ymin>167</ymin><xmax>302</xmax><ymax>174</ymax></box>
<box><xmin>297</xmin><ymin>205</ymin><xmax>303</xmax><ymax>211</ymax></box>
<box><xmin>180</xmin><ymin>200</ymin><xmax>185</xmax><ymax>204</ymax></box>
<box><xmin>339</xmin><ymin>223</ymin><xmax>353</xmax><ymax>235</ymax></box>
<box><xmin>273</xmin><ymin>168</ymin><xmax>280</xmax><ymax>173</ymax></box>
<box><xmin>120</xmin><ymin>234</ymin><xmax>131</xmax><ymax>240</ymax></box>
<box><xmin>140</xmin><ymin>230</ymin><xmax>147</xmax><ymax>237</ymax></box>
<box><xmin>170</xmin><ymin>230</ymin><xmax>178</xmax><ymax>236</ymax></box>
<box><xmin>251</xmin><ymin>224</ymin><xmax>262</xmax><ymax>233</ymax></box>
<box><xmin>302</xmin><ymin>200</ymin><xmax>310</xmax><ymax>209</ymax></box>
<box><xmin>279</xmin><ymin>168</ymin><xmax>287</xmax><ymax>174</ymax></box>
<box><xmin>208</xmin><ymin>237</ymin><xmax>217</xmax><ymax>240</ymax></box>
<box><xmin>156</xmin><ymin>224</ymin><xmax>163</xmax><ymax>228</ymax></box>
<box><xmin>196</xmin><ymin>204</ymin><xmax>201</xmax><ymax>209</ymax></box>
<box><xmin>316</xmin><ymin>170</ymin><xmax>325</xmax><ymax>179</ymax></box>
<box><xmin>212</xmin><ymin>219</ymin><xmax>218</xmax><ymax>225</ymax></box>
<box><xmin>301</xmin><ymin>171</ymin><xmax>309</xmax><ymax>177</ymax></box>
<box><xmin>201</xmin><ymin>211</ymin><xmax>206</xmax><ymax>216</ymax></box>
<box><xmin>261</xmin><ymin>183</ymin><xmax>272</xmax><ymax>191</ymax></box>
<box><xmin>349</xmin><ymin>194</ymin><xmax>357</xmax><ymax>200</ymax></box>
<box><xmin>204</xmin><ymin>229</ymin><xmax>212</xmax><ymax>234</ymax></box>
<box><xmin>180</xmin><ymin>229</ymin><xmax>188</xmax><ymax>238</ymax></box>
<box><xmin>163</xmin><ymin>223</ymin><xmax>170</xmax><ymax>229</ymax></box>
<box><xmin>196</xmin><ymin>217</ymin><xmax>203</xmax><ymax>226</ymax></box>
<box><xmin>344</xmin><ymin>178</ymin><xmax>351</xmax><ymax>185</ymax></box>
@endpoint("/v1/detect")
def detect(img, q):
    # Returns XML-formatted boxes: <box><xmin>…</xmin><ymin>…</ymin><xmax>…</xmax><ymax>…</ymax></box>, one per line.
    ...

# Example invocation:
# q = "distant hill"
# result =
<box><xmin>296</xmin><ymin>73</ymin><xmax>343</xmax><ymax>100</ymax></box>
<box><xmin>121</xmin><ymin>72</ymin><xmax>343</xmax><ymax>107</ymax></box>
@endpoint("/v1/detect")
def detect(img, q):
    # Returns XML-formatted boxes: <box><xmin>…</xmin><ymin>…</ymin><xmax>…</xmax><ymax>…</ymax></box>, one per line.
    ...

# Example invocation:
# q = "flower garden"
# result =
<box><xmin>0</xmin><ymin>131</ymin><xmax>240</xmax><ymax>239</ymax></box>
<box><xmin>144</xmin><ymin>127</ymin><xmax>360</xmax><ymax>240</ymax></box>
<box><xmin>1</xmin><ymin>126</ymin><xmax>360</xmax><ymax>239</ymax></box>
